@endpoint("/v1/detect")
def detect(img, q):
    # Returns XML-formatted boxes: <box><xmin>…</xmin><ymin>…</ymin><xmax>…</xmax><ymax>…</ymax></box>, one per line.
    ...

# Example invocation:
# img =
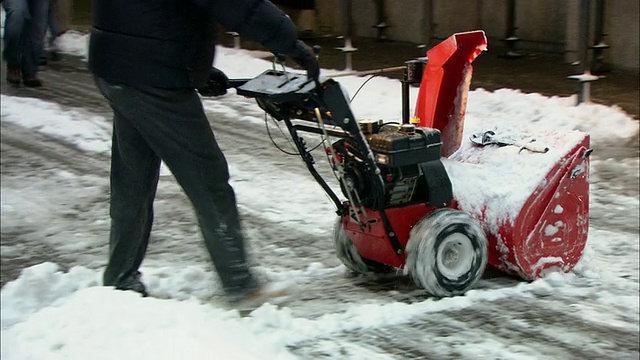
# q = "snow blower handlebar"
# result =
<box><xmin>232</xmin><ymin>70</ymin><xmax>329</xmax><ymax>122</ymax></box>
<box><xmin>232</xmin><ymin>70</ymin><xmax>386</xmax><ymax>205</ymax></box>
<box><xmin>230</xmin><ymin>69</ymin><xmax>404</xmax><ymax>254</ymax></box>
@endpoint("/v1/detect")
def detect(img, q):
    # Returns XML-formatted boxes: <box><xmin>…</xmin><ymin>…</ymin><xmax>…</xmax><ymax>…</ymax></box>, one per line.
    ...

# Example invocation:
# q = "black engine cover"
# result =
<box><xmin>332</xmin><ymin>123</ymin><xmax>452</xmax><ymax>209</ymax></box>
<box><xmin>367</xmin><ymin>125</ymin><xmax>442</xmax><ymax>167</ymax></box>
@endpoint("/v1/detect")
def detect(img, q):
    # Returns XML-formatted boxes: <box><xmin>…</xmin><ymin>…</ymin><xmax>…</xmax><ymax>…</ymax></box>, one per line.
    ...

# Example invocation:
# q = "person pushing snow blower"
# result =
<box><xmin>88</xmin><ymin>0</ymin><xmax>318</xmax><ymax>308</ymax></box>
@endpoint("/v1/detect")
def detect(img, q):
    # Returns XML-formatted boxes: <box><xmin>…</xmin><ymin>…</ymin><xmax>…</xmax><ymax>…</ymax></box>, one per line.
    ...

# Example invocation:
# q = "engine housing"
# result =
<box><xmin>332</xmin><ymin>120</ymin><xmax>451</xmax><ymax>208</ymax></box>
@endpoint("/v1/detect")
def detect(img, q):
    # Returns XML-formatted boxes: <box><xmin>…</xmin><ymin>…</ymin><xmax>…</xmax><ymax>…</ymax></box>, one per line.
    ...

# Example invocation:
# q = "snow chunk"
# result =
<box><xmin>1</xmin><ymin>263</ymin><xmax>100</xmax><ymax>327</ymax></box>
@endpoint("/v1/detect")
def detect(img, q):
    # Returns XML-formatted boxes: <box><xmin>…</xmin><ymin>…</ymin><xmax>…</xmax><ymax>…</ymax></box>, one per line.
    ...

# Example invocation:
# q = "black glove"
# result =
<box><xmin>197</xmin><ymin>67</ymin><xmax>231</xmax><ymax>97</ymax></box>
<box><xmin>289</xmin><ymin>40</ymin><xmax>319</xmax><ymax>81</ymax></box>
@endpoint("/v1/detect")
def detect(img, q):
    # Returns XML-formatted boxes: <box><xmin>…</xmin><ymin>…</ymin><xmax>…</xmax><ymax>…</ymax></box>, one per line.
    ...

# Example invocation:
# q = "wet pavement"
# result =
<box><xmin>222</xmin><ymin>33</ymin><xmax>639</xmax><ymax>121</ymax></box>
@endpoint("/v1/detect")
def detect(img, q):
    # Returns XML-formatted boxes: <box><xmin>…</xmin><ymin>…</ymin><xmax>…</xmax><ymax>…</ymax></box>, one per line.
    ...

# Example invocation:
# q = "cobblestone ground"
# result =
<box><xmin>1</xmin><ymin>48</ymin><xmax>638</xmax><ymax>359</ymax></box>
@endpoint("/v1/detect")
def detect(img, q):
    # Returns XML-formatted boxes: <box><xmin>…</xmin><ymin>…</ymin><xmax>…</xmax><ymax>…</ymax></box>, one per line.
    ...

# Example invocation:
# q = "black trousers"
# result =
<box><xmin>95</xmin><ymin>77</ymin><xmax>258</xmax><ymax>297</ymax></box>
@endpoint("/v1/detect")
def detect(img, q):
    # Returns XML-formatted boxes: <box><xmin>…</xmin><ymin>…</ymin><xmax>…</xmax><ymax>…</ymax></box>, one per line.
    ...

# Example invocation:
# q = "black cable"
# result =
<box><xmin>264</xmin><ymin>113</ymin><xmax>325</xmax><ymax>155</ymax></box>
<box><xmin>265</xmin><ymin>72</ymin><xmax>376</xmax><ymax>156</ymax></box>
<box><xmin>309</xmin><ymin>139</ymin><xmax>325</xmax><ymax>152</ymax></box>
<box><xmin>349</xmin><ymin>74</ymin><xmax>377</xmax><ymax>103</ymax></box>
<box><xmin>264</xmin><ymin>113</ymin><xmax>299</xmax><ymax>155</ymax></box>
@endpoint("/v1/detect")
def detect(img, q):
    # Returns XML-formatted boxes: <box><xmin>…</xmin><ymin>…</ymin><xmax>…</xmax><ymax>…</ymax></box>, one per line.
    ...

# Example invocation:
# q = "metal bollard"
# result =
<box><xmin>227</xmin><ymin>32</ymin><xmax>241</xmax><ymax>49</ymax></box>
<box><xmin>501</xmin><ymin>0</ymin><xmax>524</xmax><ymax>59</ymax></box>
<box><xmin>569</xmin><ymin>0</ymin><xmax>599</xmax><ymax>104</ymax></box>
<box><xmin>336</xmin><ymin>36</ymin><xmax>358</xmax><ymax>72</ymax></box>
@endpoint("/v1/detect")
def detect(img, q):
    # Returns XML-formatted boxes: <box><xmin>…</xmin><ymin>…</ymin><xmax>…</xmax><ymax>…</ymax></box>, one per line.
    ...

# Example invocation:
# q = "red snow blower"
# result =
<box><xmin>232</xmin><ymin>30</ymin><xmax>591</xmax><ymax>296</ymax></box>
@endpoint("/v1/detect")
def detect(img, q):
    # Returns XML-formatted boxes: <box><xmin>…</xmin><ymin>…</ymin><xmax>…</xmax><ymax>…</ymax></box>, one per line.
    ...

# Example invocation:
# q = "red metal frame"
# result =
<box><xmin>342</xmin><ymin>203</ymin><xmax>436</xmax><ymax>268</ymax></box>
<box><xmin>342</xmin><ymin>136</ymin><xmax>590</xmax><ymax>280</ymax></box>
<box><xmin>340</xmin><ymin>31</ymin><xmax>590</xmax><ymax>280</ymax></box>
<box><xmin>489</xmin><ymin>137</ymin><xmax>591</xmax><ymax>279</ymax></box>
<box><xmin>414</xmin><ymin>31</ymin><xmax>487</xmax><ymax>157</ymax></box>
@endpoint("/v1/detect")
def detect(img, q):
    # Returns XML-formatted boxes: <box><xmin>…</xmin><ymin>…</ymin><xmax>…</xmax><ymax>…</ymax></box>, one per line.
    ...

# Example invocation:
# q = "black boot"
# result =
<box><xmin>23</xmin><ymin>74</ymin><xmax>43</xmax><ymax>88</ymax></box>
<box><xmin>115</xmin><ymin>271</ymin><xmax>148</xmax><ymax>297</ymax></box>
<box><xmin>6</xmin><ymin>67</ymin><xmax>21</xmax><ymax>85</ymax></box>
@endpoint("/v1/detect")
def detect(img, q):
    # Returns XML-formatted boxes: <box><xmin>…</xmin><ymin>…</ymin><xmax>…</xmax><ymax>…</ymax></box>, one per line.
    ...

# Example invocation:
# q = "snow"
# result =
<box><xmin>445</xmin><ymin>129</ymin><xmax>586</xmax><ymax>231</ymax></box>
<box><xmin>0</xmin><ymin>96</ymin><xmax>111</xmax><ymax>153</ymax></box>
<box><xmin>1</xmin><ymin>263</ymin><xmax>580</xmax><ymax>360</ymax></box>
<box><xmin>544</xmin><ymin>222</ymin><xmax>563</xmax><ymax>236</ymax></box>
<box><xmin>1</xmin><ymin>32</ymin><xmax>639</xmax><ymax>359</ymax></box>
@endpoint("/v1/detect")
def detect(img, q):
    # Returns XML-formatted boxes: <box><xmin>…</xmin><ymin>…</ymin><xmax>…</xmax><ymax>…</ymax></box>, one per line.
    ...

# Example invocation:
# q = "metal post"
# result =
<box><xmin>227</xmin><ymin>32</ymin><xmax>241</xmax><ymax>49</ymax></box>
<box><xmin>591</xmin><ymin>0</ymin><xmax>610</xmax><ymax>74</ymax></box>
<box><xmin>337</xmin><ymin>0</ymin><xmax>357</xmax><ymax>71</ymax></box>
<box><xmin>476</xmin><ymin>0</ymin><xmax>484</xmax><ymax>30</ymax></box>
<box><xmin>417</xmin><ymin>0</ymin><xmax>434</xmax><ymax>57</ymax></box>
<box><xmin>502</xmin><ymin>0</ymin><xmax>523</xmax><ymax>58</ymax></box>
<box><xmin>402</xmin><ymin>78</ymin><xmax>410</xmax><ymax>124</ymax></box>
<box><xmin>344</xmin><ymin>0</ymin><xmax>354</xmax><ymax>40</ymax></box>
<box><xmin>578</xmin><ymin>0</ymin><xmax>590</xmax><ymax>74</ymax></box>
<box><xmin>401</xmin><ymin>60</ymin><xmax>427</xmax><ymax>124</ymax></box>
<box><xmin>372</xmin><ymin>0</ymin><xmax>388</xmax><ymax>42</ymax></box>
<box><xmin>569</xmin><ymin>0</ymin><xmax>598</xmax><ymax>104</ymax></box>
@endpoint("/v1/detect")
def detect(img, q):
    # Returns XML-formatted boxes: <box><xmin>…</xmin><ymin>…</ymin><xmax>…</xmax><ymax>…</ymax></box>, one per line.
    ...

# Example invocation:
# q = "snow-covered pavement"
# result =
<box><xmin>1</xmin><ymin>34</ymin><xmax>638</xmax><ymax>359</ymax></box>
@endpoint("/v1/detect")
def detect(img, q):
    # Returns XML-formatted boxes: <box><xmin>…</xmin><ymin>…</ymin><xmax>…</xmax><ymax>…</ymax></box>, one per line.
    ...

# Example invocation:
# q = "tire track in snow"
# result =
<box><xmin>286</xmin><ymin>288</ymin><xmax>639</xmax><ymax>359</ymax></box>
<box><xmin>0</xmin><ymin>122</ymin><xmax>110</xmax><ymax>177</ymax></box>
<box><xmin>1</xmin><ymin>124</ymin><xmax>111</xmax><ymax>286</ymax></box>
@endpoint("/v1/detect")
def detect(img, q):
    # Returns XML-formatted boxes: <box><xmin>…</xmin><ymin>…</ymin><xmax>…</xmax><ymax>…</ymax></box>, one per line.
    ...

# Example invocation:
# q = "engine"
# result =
<box><xmin>331</xmin><ymin>120</ymin><xmax>452</xmax><ymax>209</ymax></box>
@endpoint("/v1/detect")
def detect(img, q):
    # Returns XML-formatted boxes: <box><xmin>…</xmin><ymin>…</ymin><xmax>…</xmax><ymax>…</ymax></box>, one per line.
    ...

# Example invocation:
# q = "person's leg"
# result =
<box><xmin>47</xmin><ymin>1</ymin><xmax>60</xmax><ymax>44</ymax></box>
<box><xmin>2</xmin><ymin>0</ymin><xmax>28</xmax><ymax>83</ymax></box>
<box><xmin>42</xmin><ymin>1</ymin><xmax>61</xmax><ymax>63</ymax></box>
<box><xmin>95</xmin><ymin>78</ymin><xmax>161</xmax><ymax>291</ymax></box>
<box><xmin>22</xmin><ymin>0</ymin><xmax>48</xmax><ymax>85</ymax></box>
<box><xmin>95</xmin><ymin>79</ymin><xmax>259</xmax><ymax>298</ymax></box>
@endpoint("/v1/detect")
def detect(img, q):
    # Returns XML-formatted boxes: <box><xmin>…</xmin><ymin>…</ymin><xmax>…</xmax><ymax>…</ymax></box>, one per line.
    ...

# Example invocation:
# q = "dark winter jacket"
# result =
<box><xmin>88</xmin><ymin>0</ymin><xmax>298</xmax><ymax>88</ymax></box>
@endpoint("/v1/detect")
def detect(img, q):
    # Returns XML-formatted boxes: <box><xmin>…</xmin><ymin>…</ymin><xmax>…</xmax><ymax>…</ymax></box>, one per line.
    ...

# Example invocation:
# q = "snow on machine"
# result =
<box><xmin>231</xmin><ymin>30</ymin><xmax>591</xmax><ymax>297</ymax></box>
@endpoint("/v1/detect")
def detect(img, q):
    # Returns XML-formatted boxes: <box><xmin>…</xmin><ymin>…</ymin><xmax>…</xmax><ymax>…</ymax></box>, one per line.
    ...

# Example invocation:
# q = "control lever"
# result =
<box><xmin>272</xmin><ymin>44</ymin><xmax>321</xmax><ymax>84</ymax></box>
<box><xmin>312</xmin><ymin>45</ymin><xmax>322</xmax><ymax>91</ymax></box>
<box><xmin>227</xmin><ymin>45</ymin><xmax>320</xmax><ymax>91</ymax></box>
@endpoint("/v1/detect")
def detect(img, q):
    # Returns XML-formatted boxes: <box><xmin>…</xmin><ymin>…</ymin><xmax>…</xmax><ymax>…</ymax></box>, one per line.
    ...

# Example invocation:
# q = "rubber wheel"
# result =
<box><xmin>333</xmin><ymin>217</ymin><xmax>393</xmax><ymax>274</ymax></box>
<box><xmin>405</xmin><ymin>209</ymin><xmax>488</xmax><ymax>297</ymax></box>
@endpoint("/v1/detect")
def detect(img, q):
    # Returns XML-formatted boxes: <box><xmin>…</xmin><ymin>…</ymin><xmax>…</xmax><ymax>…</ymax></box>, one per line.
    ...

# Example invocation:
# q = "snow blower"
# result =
<box><xmin>231</xmin><ymin>30</ymin><xmax>591</xmax><ymax>297</ymax></box>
